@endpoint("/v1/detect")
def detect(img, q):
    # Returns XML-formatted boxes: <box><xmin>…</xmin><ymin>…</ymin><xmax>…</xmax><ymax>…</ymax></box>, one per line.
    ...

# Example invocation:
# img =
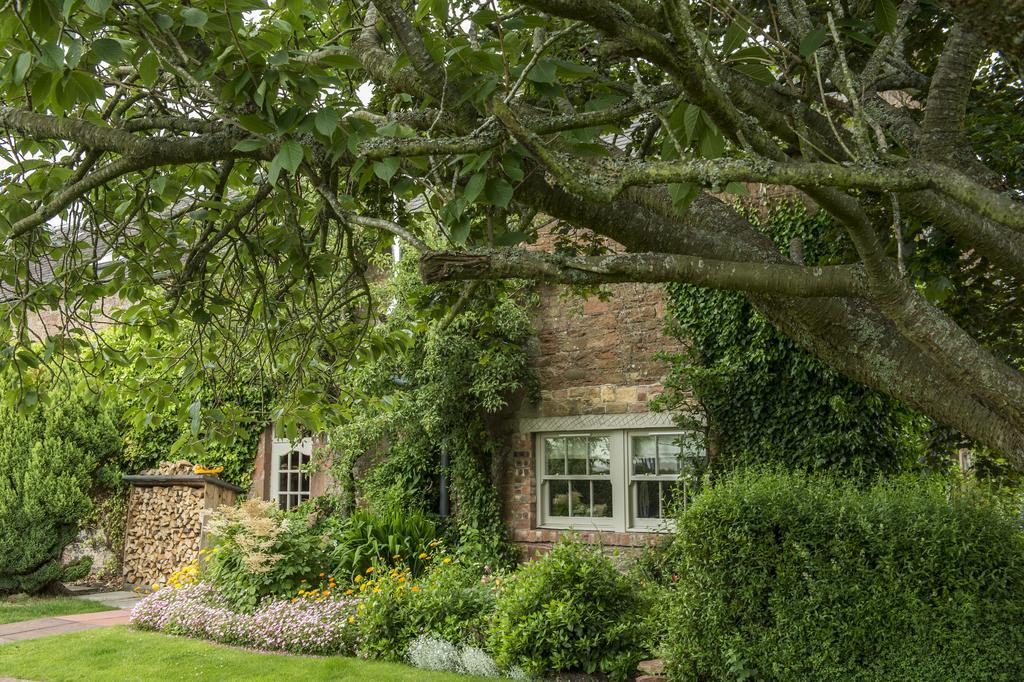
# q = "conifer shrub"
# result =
<box><xmin>0</xmin><ymin>390</ymin><xmax>118</xmax><ymax>594</ymax></box>
<box><xmin>662</xmin><ymin>469</ymin><xmax>1024</xmax><ymax>681</ymax></box>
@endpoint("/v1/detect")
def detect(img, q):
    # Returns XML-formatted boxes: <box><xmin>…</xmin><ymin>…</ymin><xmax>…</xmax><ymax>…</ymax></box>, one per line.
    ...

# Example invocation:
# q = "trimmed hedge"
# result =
<box><xmin>663</xmin><ymin>469</ymin><xmax>1024</xmax><ymax>681</ymax></box>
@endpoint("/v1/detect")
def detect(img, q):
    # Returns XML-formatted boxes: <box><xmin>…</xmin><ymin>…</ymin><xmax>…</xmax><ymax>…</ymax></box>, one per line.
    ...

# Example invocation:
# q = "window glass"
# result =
<box><xmin>566</xmin><ymin>436</ymin><xmax>588</xmax><ymax>475</ymax></box>
<box><xmin>544</xmin><ymin>437</ymin><xmax>565</xmax><ymax>475</ymax></box>
<box><xmin>635</xmin><ymin>480</ymin><xmax>660</xmax><ymax>519</ymax></box>
<box><xmin>592</xmin><ymin>480</ymin><xmax>613</xmax><ymax>517</ymax></box>
<box><xmin>657</xmin><ymin>435</ymin><xmax>682</xmax><ymax>475</ymax></box>
<box><xmin>549</xmin><ymin>480</ymin><xmax>569</xmax><ymax>516</ymax></box>
<box><xmin>588</xmin><ymin>436</ymin><xmax>610</xmax><ymax>475</ymax></box>
<box><xmin>569</xmin><ymin>480</ymin><xmax>591</xmax><ymax>516</ymax></box>
<box><xmin>632</xmin><ymin>435</ymin><xmax>657</xmax><ymax>474</ymax></box>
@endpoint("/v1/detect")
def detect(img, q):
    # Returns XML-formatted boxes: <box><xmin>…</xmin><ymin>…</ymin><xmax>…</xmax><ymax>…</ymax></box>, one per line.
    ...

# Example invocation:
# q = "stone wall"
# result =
<box><xmin>496</xmin><ymin>268</ymin><xmax>691</xmax><ymax>558</ymax></box>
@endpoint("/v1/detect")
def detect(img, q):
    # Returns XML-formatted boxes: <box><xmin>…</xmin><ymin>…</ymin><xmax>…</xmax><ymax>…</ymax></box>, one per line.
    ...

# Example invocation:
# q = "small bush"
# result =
<box><xmin>406</xmin><ymin>635</ymin><xmax>505</xmax><ymax>678</ymax></box>
<box><xmin>663</xmin><ymin>469</ymin><xmax>1024</xmax><ymax>681</ymax></box>
<box><xmin>488</xmin><ymin>538</ymin><xmax>652</xmax><ymax>681</ymax></box>
<box><xmin>355</xmin><ymin>554</ymin><xmax>496</xmax><ymax>661</ymax></box>
<box><xmin>204</xmin><ymin>500</ymin><xmax>331</xmax><ymax>610</ymax></box>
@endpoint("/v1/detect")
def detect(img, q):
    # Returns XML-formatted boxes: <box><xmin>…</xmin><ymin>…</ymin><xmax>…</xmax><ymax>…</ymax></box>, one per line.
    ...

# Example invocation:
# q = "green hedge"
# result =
<box><xmin>663</xmin><ymin>469</ymin><xmax>1024</xmax><ymax>681</ymax></box>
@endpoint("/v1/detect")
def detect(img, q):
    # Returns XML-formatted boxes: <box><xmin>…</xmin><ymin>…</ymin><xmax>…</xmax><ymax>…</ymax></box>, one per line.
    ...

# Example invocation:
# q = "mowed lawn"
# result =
<box><xmin>0</xmin><ymin>626</ymin><xmax>495</xmax><ymax>681</ymax></box>
<box><xmin>0</xmin><ymin>596</ymin><xmax>114</xmax><ymax>624</ymax></box>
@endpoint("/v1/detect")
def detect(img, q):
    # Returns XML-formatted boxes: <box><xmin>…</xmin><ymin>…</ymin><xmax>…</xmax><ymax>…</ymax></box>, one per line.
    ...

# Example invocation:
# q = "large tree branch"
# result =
<box><xmin>420</xmin><ymin>249</ymin><xmax>868</xmax><ymax>297</ymax></box>
<box><xmin>490</xmin><ymin>99</ymin><xmax>1024</xmax><ymax>233</ymax></box>
<box><xmin>934</xmin><ymin>0</ymin><xmax>1024</xmax><ymax>76</ymax></box>
<box><xmin>921</xmin><ymin>24</ymin><xmax>985</xmax><ymax>165</ymax></box>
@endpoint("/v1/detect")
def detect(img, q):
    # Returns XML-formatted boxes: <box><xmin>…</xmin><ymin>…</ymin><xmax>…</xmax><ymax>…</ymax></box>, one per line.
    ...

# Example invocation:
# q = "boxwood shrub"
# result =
<box><xmin>662</xmin><ymin>469</ymin><xmax>1024</xmax><ymax>681</ymax></box>
<box><xmin>488</xmin><ymin>538</ymin><xmax>652</xmax><ymax>681</ymax></box>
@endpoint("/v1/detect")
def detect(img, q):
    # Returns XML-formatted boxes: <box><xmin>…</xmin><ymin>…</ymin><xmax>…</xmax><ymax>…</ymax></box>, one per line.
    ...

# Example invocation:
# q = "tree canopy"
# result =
<box><xmin>0</xmin><ymin>0</ymin><xmax>1022</xmax><ymax>465</ymax></box>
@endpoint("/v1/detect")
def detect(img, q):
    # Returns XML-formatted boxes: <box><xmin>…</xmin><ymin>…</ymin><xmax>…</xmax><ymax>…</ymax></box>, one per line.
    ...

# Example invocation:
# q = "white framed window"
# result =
<box><xmin>270</xmin><ymin>436</ymin><xmax>313</xmax><ymax>510</ymax></box>
<box><xmin>537</xmin><ymin>428</ymin><xmax>704</xmax><ymax>532</ymax></box>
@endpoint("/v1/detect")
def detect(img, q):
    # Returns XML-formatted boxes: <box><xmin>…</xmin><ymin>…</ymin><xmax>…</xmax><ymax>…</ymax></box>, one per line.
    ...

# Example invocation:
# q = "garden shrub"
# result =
<box><xmin>488</xmin><ymin>538</ymin><xmax>652</xmax><ymax>681</ymax></box>
<box><xmin>204</xmin><ymin>500</ymin><xmax>331</xmax><ymax>611</ymax></box>
<box><xmin>0</xmin><ymin>388</ymin><xmax>119</xmax><ymax>594</ymax></box>
<box><xmin>355</xmin><ymin>553</ymin><xmax>497</xmax><ymax>661</ymax></box>
<box><xmin>663</xmin><ymin>469</ymin><xmax>1024</xmax><ymax>681</ymax></box>
<box><xmin>330</xmin><ymin>508</ymin><xmax>439</xmax><ymax>579</ymax></box>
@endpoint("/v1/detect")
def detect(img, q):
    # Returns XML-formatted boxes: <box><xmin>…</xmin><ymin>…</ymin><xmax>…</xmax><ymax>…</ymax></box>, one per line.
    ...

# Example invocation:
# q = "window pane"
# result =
<box><xmin>549</xmin><ymin>480</ymin><xmax>569</xmax><ymax>516</ymax></box>
<box><xmin>569</xmin><ymin>480</ymin><xmax>591</xmax><ymax>516</ymax></box>
<box><xmin>300</xmin><ymin>473</ymin><xmax>310</xmax><ymax>493</ymax></box>
<box><xmin>544</xmin><ymin>437</ymin><xmax>565</xmax><ymax>475</ymax></box>
<box><xmin>301</xmin><ymin>452</ymin><xmax>311</xmax><ymax>466</ymax></box>
<box><xmin>663</xmin><ymin>480</ymin><xmax>682</xmax><ymax>515</ymax></box>
<box><xmin>290</xmin><ymin>450</ymin><xmax>300</xmax><ymax>468</ymax></box>
<box><xmin>588</xmin><ymin>436</ymin><xmax>610</xmax><ymax>475</ymax></box>
<box><xmin>635</xmin><ymin>480</ymin><xmax>661</xmax><ymax>519</ymax></box>
<box><xmin>278</xmin><ymin>472</ymin><xmax>288</xmax><ymax>492</ymax></box>
<box><xmin>289</xmin><ymin>472</ymin><xmax>299</xmax><ymax>491</ymax></box>
<box><xmin>566</xmin><ymin>437</ymin><xmax>588</xmax><ymax>475</ymax></box>
<box><xmin>657</xmin><ymin>436</ymin><xmax>682</xmax><ymax>475</ymax></box>
<box><xmin>277</xmin><ymin>494</ymin><xmax>288</xmax><ymax>510</ymax></box>
<box><xmin>279</xmin><ymin>452</ymin><xmax>290</xmax><ymax>469</ymax></box>
<box><xmin>592</xmin><ymin>480</ymin><xmax>613</xmax><ymax>517</ymax></box>
<box><xmin>632</xmin><ymin>436</ymin><xmax>657</xmax><ymax>475</ymax></box>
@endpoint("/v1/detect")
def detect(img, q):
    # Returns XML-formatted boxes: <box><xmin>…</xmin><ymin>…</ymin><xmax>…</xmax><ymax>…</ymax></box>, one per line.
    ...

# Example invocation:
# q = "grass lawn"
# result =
<box><xmin>0</xmin><ymin>626</ymin><xmax>496</xmax><ymax>681</ymax></box>
<box><xmin>0</xmin><ymin>596</ymin><xmax>115</xmax><ymax>625</ymax></box>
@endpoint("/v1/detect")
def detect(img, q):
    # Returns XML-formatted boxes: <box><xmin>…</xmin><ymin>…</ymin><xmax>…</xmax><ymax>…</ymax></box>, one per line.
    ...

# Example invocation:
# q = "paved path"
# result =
<box><xmin>0</xmin><ymin>609</ymin><xmax>133</xmax><ymax>643</ymax></box>
<box><xmin>0</xmin><ymin>591</ymin><xmax>141</xmax><ymax>645</ymax></box>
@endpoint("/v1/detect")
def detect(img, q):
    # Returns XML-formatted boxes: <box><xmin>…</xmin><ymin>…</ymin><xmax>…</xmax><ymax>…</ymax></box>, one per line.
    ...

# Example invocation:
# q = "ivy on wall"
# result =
<box><xmin>657</xmin><ymin>202</ymin><xmax>932</xmax><ymax>478</ymax></box>
<box><xmin>328</xmin><ymin>260</ymin><xmax>537</xmax><ymax>568</ymax></box>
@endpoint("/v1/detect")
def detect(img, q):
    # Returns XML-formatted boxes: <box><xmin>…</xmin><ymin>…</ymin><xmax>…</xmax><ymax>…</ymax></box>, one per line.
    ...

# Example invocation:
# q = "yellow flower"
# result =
<box><xmin>442</xmin><ymin>557</ymin><xmax>452</xmax><ymax>564</ymax></box>
<box><xmin>323</xmin><ymin>590</ymin><xmax>330</xmax><ymax>597</ymax></box>
<box><xmin>292</xmin><ymin>597</ymin><xmax>298</xmax><ymax>603</ymax></box>
<box><xmin>354</xmin><ymin>575</ymin><xmax>363</xmax><ymax>583</ymax></box>
<box><xmin>151</xmin><ymin>583</ymin><xmax>160</xmax><ymax>591</ymax></box>
<box><xmin>348</xmin><ymin>616</ymin><xmax>355</xmax><ymax>624</ymax></box>
<box><xmin>345</xmin><ymin>589</ymin><xmax>354</xmax><ymax>595</ymax></box>
<box><xmin>319</xmin><ymin>572</ymin><xmax>325</xmax><ymax>577</ymax></box>
<box><xmin>418</xmin><ymin>552</ymin><xmax>428</xmax><ymax>560</ymax></box>
<box><xmin>392</xmin><ymin>554</ymin><xmax>401</xmax><ymax>560</ymax></box>
<box><xmin>373</xmin><ymin>587</ymin><xmax>381</xmax><ymax>594</ymax></box>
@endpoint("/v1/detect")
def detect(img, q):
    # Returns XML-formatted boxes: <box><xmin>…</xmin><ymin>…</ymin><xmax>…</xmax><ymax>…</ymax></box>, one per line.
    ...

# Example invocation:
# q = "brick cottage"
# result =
<box><xmin>249</xmin><ymin>255</ymin><xmax>702</xmax><ymax>557</ymax></box>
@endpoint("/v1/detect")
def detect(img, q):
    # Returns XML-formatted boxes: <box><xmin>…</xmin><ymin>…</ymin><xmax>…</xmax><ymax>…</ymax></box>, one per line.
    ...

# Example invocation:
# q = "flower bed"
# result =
<box><xmin>131</xmin><ymin>582</ymin><xmax>358</xmax><ymax>655</ymax></box>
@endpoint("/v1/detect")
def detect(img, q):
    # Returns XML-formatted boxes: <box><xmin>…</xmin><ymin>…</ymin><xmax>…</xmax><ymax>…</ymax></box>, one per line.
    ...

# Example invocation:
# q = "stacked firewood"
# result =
<box><xmin>122</xmin><ymin>461</ymin><xmax>204</xmax><ymax>586</ymax></box>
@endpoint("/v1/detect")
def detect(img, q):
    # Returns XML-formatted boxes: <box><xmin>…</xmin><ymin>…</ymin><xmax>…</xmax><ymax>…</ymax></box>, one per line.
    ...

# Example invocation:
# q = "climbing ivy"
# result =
<box><xmin>658</xmin><ymin>202</ymin><xmax>935</xmax><ymax>478</ymax></box>
<box><xmin>328</xmin><ymin>259</ymin><xmax>537</xmax><ymax>568</ymax></box>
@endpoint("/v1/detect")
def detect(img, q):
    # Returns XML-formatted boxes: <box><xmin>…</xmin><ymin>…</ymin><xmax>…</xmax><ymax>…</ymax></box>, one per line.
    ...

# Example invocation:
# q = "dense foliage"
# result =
<box><xmin>661</xmin><ymin>469</ymin><xmax>1024</xmax><ymax>681</ymax></box>
<box><xmin>0</xmin><ymin>385</ymin><xmax>119</xmax><ymax>594</ymax></box>
<box><xmin>329</xmin><ymin>508</ymin><xmax>438</xmax><ymax>580</ymax></box>
<box><xmin>329</xmin><ymin>262</ymin><xmax>536</xmax><ymax>567</ymax></box>
<box><xmin>660</xmin><ymin>203</ymin><xmax>930</xmax><ymax>476</ymax></box>
<box><xmin>488</xmin><ymin>538</ymin><xmax>652</xmax><ymax>681</ymax></box>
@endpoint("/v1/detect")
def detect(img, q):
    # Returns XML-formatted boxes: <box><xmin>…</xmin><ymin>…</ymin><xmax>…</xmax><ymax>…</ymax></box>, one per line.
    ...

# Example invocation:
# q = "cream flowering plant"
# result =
<box><xmin>204</xmin><ymin>499</ymin><xmax>333</xmax><ymax>611</ymax></box>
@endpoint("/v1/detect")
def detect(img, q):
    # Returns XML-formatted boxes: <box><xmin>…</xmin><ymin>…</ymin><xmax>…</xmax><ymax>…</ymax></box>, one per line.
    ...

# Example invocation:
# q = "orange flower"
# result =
<box><xmin>411</xmin><ymin>585</ymin><xmax>420</xmax><ymax>592</ymax></box>
<box><xmin>365</xmin><ymin>566</ymin><xmax>374</xmax><ymax>574</ymax></box>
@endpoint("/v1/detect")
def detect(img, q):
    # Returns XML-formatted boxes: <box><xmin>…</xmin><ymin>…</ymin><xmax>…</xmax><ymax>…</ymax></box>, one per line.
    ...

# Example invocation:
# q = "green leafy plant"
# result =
<box><xmin>658</xmin><ymin>202</ymin><xmax>930</xmax><ymax>477</ymax></box>
<box><xmin>662</xmin><ymin>468</ymin><xmax>1024</xmax><ymax>680</ymax></box>
<box><xmin>0</xmin><ymin>386</ymin><xmax>119</xmax><ymax>594</ymax></box>
<box><xmin>488</xmin><ymin>538</ymin><xmax>652</xmax><ymax>681</ymax></box>
<box><xmin>330</xmin><ymin>509</ymin><xmax>439</xmax><ymax>579</ymax></box>
<box><xmin>204</xmin><ymin>500</ymin><xmax>331</xmax><ymax>611</ymax></box>
<box><xmin>355</xmin><ymin>555</ymin><xmax>496</xmax><ymax>662</ymax></box>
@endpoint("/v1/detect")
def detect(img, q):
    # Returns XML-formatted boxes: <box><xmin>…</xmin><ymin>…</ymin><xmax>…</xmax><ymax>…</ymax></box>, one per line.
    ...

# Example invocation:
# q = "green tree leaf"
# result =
<box><xmin>91</xmin><ymin>38</ymin><xmax>124</xmax><ymax>63</ymax></box>
<box><xmin>180</xmin><ymin>7</ymin><xmax>208</xmax><ymax>28</ymax></box>
<box><xmin>373</xmin><ymin>157</ymin><xmax>401</xmax><ymax>182</ymax></box>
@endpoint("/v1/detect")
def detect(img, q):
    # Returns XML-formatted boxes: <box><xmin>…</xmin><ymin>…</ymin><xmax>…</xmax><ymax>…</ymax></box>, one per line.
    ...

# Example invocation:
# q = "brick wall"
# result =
<box><xmin>497</xmin><ymin>271</ymin><xmax>689</xmax><ymax>558</ymax></box>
